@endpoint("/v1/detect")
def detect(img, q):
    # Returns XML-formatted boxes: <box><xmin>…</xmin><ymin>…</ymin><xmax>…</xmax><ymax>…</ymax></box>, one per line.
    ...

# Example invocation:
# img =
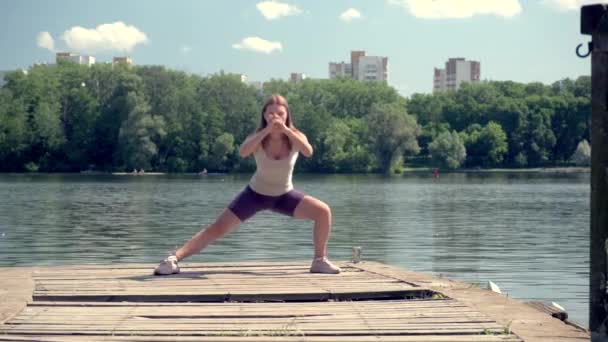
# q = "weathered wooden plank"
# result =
<box><xmin>15</xmin><ymin>308</ymin><xmax>487</xmax><ymax>317</ymax></box>
<box><xmin>32</xmin><ymin>289</ymin><xmax>433</xmax><ymax>303</ymax></box>
<box><xmin>3</xmin><ymin>321</ymin><xmax>506</xmax><ymax>328</ymax></box>
<box><xmin>31</xmin><ymin>261</ymin><xmax>318</xmax><ymax>270</ymax></box>
<box><xmin>33</xmin><ymin>283</ymin><xmax>415</xmax><ymax>291</ymax></box>
<box><xmin>24</xmin><ymin>299</ymin><xmax>466</xmax><ymax>308</ymax></box>
<box><xmin>0</xmin><ymin>335</ymin><xmax>523</xmax><ymax>342</ymax></box>
<box><xmin>14</xmin><ymin>312</ymin><xmax>491</xmax><ymax>319</ymax></box>
<box><xmin>1</xmin><ymin>328</ymin><xmax>508</xmax><ymax>335</ymax></box>
<box><xmin>15</xmin><ymin>305</ymin><xmax>483</xmax><ymax>314</ymax></box>
<box><xmin>11</xmin><ymin>315</ymin><xmax>495</xmax><ymax>324</ymax></box>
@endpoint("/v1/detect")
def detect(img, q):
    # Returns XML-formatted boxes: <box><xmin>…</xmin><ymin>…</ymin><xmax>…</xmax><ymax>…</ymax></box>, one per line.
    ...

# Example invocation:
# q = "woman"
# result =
<box><xmin>154</xmin><ymin>94</ymin><xmax>340</xmax><ymax>275</ymax></box>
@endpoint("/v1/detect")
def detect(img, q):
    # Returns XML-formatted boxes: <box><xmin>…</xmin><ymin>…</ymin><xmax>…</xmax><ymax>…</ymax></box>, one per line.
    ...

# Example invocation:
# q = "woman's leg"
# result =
<box><xmin>174</xmin><ymin>208</ymin><xmax>242</xmax><ymax>261</ymax></box>
<box><xmin>293</xmin><ymin>196</ymin><xmax>332</xmax><ymax>258</ymax></box>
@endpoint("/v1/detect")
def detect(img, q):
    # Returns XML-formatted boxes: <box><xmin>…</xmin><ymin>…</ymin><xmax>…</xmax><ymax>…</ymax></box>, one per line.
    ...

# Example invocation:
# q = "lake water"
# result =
<box><xmin>0</xmin><ymin>172</ymin><xmax>589</xmax><ymax>326</ymax></box>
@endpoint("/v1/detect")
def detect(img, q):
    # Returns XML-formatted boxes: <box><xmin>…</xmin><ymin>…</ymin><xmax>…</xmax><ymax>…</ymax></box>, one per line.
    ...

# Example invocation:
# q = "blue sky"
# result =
<box><xmin>0</xmin><ymin>0</ymin><xmax>603</xmax><ymax>96</ymax></box>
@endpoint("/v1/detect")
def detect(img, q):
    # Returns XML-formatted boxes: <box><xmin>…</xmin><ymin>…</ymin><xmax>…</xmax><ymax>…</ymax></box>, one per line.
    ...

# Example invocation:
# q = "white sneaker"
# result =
<box><xmin>310</xmin><ymin>257</ymin><xmax>341</xmax><ymax>274</ymax></box>
<box><xmin>154</xmin><ymin>255</ymin><xmax>180</xmax><ymax>275</ymax></box>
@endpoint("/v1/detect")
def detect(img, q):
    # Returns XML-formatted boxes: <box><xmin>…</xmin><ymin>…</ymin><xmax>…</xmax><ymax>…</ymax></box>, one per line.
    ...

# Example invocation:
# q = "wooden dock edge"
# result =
<box><xmin>349</xmin><ymin>261</ymin><xmax>590</xmax><ymax>342</ymax></box>
<box><xmin>0</xmin><ymin>267</ymin><xmax>35</xmax><ymax>324</ymax></box>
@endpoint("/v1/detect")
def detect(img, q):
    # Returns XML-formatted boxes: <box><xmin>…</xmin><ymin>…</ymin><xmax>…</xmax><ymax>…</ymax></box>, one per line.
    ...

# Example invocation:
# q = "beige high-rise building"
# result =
<box><xmin>433</xmin><ymin>58</ymin><xmax>480</xmax><ymax>93</ymax></box>
<box><xmin>329</xmin><ymin>62</ymin><xmax>352</xmax><ymax>79</ymax></box>
<box><xmin>113</xmin><ymin>57</ymin><xmax>133</xmax><ymax>66</ymax></box>
<box><xmin>329</xmin><ymin>50</ymin><xmax>388</xmax><ymax>81</ymax></box>
<box><xmin>56</xmin><ymin>52</ymin><xmax>95</xmax><ymax>66</ymax></box>
<box><xmin>289</xmin><ymin>72</ymin><xmax>307</xmax><ymax>83</ymax></box>
<box><xmin>350</xmin><ymin>50</ymin><xmax>365</xmax><ymax>81</ymax></box>
<box><xmin>357</xmin><ymin>55</ymin><xmax>389</xmax><ymax>82</ymax></box>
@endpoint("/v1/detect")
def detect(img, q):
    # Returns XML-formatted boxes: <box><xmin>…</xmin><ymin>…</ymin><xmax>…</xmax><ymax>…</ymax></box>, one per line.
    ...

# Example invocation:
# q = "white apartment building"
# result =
<box><xmin>56</xmin><ymin>53</ymin><xmax>96</xmax><ymax>66</ymax></box>
<box><xmin>329</xmin><ymin>51</ymin><xmax>388</xmax><ymax>82</ymax></box>
<box><xmin>112</xmin><ymin>57</ymin><xmax>133</xmax><ymax>66</ymax></box>
<box><xmin>433</xmin><ymin>58</ymin><xmax>480</xmax><ymax>93</ymax></box>
<box><xmin>358</xmin><ymin>56</ymin><xmax>388</xmax><ymax>82</ymax></box>
<box><xmin>433</xmin><ymin>68</ymin><xmax>447</xmax><ymax>93</ymax></box>
<box><xmin>329</xmin><ymin>62</ymin><xmax>352</xmax><ymax>79</ymax></box>
<box><xmin>289</xmin><ymin>72</ymin><xmax>307</xmax><ymax>83</ymax></box>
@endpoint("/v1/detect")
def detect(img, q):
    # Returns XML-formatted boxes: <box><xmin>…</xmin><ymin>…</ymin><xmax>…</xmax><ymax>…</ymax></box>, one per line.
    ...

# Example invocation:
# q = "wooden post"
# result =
<box><xmin>582</xmin><ymin>4</ymin><xmax>608</xmax><ymax>340</ymax></box>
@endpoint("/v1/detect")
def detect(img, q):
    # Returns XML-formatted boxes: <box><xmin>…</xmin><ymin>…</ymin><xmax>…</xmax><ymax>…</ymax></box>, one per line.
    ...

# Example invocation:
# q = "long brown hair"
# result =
<box><xmin>258</xmin><ymin>94</ymin><xmax>294</xmax><ymax>150</ymax></box>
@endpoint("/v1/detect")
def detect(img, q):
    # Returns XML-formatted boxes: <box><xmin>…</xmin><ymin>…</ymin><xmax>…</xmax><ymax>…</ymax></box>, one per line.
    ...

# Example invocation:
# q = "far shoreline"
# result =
<box><xmin>0</xmin><ymin>166</ymin><xmax>591</xmax><ymax>175</ymax></box>
<box><xmin>400</xmin><ymin>166</ymin><xmax>590</xmax><ymax>174</ymax></box>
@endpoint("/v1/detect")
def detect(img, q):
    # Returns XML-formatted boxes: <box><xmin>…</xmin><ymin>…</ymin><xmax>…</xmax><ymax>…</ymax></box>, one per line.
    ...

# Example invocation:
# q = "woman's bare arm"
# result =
<box><xmin>239</xmin><ymin>126</ymin><xmax>271</xmax><ymax>158</ymax></box>
<box><xmin>285</xmin><ymin>128</ymin><xmax>313</xmax><ymax>157</ymax></box>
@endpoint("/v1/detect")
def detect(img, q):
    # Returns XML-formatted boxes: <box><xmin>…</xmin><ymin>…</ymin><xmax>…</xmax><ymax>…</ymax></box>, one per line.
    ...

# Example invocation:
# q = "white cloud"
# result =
<box><xmin>339</xmin><ymin>8</ymin><xmax>362</xmax><ymax>22</ymax></box>
<box><xmin>61</xmin><ymin>22</ymin><xmax>148</xmax><ymax>54</ymax></box>
<box><xmin>256</xmin><ymin>1</ymin><xmax>302</xmax><ymax>20</ymax></box>
<box><xmin>388</xmin><ymin>0</ymin><xmax>522</xmax><ymax>19</ymax></box>
<box><xmin>232</xmin><ymin>36</ymin><xmax>282</xmax><ymax>54</ymax></box>
<box><xmin>542</xmin><ymin>0</ymin><xmax>608</xmax><ymax>11</ymax></box>
<box><xmin>180</xmin><ymin>45</ymin><xmax>192</xmax><ymax>54</ymax></box>
<box><xmin>37</xmin><ymin>31</ymin><xmax>55</xmax><ymax>51</ymax></box>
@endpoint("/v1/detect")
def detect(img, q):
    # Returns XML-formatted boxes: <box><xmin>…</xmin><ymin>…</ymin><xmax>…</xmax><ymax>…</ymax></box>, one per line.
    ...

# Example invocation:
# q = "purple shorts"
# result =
<box><xmin>228</xmin><ymin>186</ymin><xmax>306</xmax><ymax>222</ymax></box>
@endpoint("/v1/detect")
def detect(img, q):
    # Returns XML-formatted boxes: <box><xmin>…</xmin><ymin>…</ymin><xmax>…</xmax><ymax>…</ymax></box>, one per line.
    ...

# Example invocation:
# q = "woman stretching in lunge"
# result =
<box><xmin>154</xmin><ymin>94</ymin><xmax>341</xmax><ymax>275</ymax></box>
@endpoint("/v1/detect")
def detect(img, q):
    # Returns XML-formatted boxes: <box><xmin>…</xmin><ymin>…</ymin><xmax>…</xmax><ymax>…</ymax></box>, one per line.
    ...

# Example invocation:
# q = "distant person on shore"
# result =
<box><xmin>154</xmin><ymin>94</ymin><xmax>340</xmax><ymax>275</ymax></box>
<box><xmin>198</xmin><ymin>168</ymin><xmax>208</xmax><ymax>176</ymax></box>
<box><xmin>432</xmin><ymin>168</ymin><xmax>440</xmax><ymax>179</ymax></box>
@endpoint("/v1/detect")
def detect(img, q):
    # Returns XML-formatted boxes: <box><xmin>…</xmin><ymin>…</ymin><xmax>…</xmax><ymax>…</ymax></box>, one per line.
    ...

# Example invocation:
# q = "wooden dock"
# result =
<box><xmin>0</xmin><ymin>261</ymin><xmax>589</xmax><ymax>341</ymax></box>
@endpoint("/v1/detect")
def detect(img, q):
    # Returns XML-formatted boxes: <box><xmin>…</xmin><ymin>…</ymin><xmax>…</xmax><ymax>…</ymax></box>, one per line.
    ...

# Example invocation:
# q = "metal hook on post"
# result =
<box><xmin>576</xmin><ymin>41</ymin><xmax>593</xmax><ymax>58</ymax></box>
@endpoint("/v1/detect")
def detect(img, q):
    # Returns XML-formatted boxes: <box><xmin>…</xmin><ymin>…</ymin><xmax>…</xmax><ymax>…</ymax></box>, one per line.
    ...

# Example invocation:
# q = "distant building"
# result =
<box><xmin>329</xmin><ymin>50</ymin><xmax>388</xmax><ymax>81</ymax></box>
<box><xmin>357</xmin><ymin>55</ymin><xmax>388</xmax><ymax>81</ymax></box>
<box><xmin>56</xmin><ymin>52</ymin><xmax>95</xmax><ymax>66</ymax></box>
<box><xmin>112</xmin><ymin>57</ymin><xmax>133</xmax><ymax>66</ymax></box>
<box><xmin>350</xmin><ymin>51</ymin><xmax>366</xmax><ymax>81</ymax></box>
<box><xmin>433</xmin><ymin>68</ymin><xmax>446</xmax><ymax>93</ymax></box>
<box><xmin>239</xmin><ymin>74</ymin><xmax>248</xmax><ymax>83</ymax></box>
<box><xmin>433</xmin><ymin>58</ymin><xmax>480</xmax><ymax>93</ymax></box>
<box><xmin>329</xmin><ymin>62</ymin><xmax>352</xmax><ymax>79</ymax></box>
<box><xmin>289</xmin><ymin>72</ymin><xmax>306</xmax><ymax>83</ymax></box>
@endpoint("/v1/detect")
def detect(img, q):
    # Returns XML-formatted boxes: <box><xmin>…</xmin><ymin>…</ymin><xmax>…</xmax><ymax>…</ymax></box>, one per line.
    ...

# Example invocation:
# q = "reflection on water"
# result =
<box><xmin>0</xmin><ymin>172</ymin><xmax>589</xmax><ymax>326</ymax></box>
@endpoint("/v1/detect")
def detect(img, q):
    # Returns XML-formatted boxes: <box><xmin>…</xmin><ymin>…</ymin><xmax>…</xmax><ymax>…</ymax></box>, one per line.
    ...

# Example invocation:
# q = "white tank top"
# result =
<box><xmin>248</xmin><ymin>146</ymin><xmax>299</xmax><ymax>196</ymax></box>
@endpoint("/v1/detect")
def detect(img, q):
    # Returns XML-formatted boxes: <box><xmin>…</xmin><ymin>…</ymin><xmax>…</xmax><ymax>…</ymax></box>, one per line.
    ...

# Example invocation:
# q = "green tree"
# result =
<box><xmin>0</xmin><ymin>90</ymin><xmax>28</xmax><ymax>170</ymax></box>
<box><xmin>366</xmin><ymin>102</ymin><xmax>420</xmax><ymax>174</ymax></box>
<box><xmin>479</xmin><ymin>122</ymin><xmax>508</xmax><ymax>167</ymax></box>
<box><xmin>117</xmin><ymin>93</ymin><xmax>166</xmax><ymax>170</ymax></box>
<box><xmin>524</xmin><ymin>96</ymin><xmax>557</xmax><ymax>166</ymax></box>
<box><xmin>61</xmin><ymin>86</ymin><xmax>100</xmax><ymax>170</ymax></box>
<box><xmin>419</xmin><ymin>121</ymin><xmax>450</xmax><ymax>157</ymax></box>
<box><xmin>95</xmin><ymin>70</ymin><xmax>145</xmax><ymax>170</ymax></box>
<box><xmin>4</xmin><ymin>65</ymin><xmax>65</xmax><ymax>171</ymax></box>
<box><xmin>570</xmin><ymin>139</ymin><xmax>591</xmax><ymax>166</ymax></box>
<box><xmin>429</xmin><ymin>131</ymin><xmax>466</xmax><ymax>169</ymax></box>
<box><xmin>208</xmin><ymin>132</ymin><xmax>235</xmax><ymax>171</ymax></box>
<box><xmin>460</xmin><ymin>122</ymin><xmax>508</xmax><ymax>167</ymax></box>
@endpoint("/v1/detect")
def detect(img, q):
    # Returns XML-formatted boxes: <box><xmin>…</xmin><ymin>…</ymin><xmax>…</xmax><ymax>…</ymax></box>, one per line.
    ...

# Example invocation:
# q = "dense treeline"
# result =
<box><xmin>0</xmin><ymin>62</ymin><xmax>591</xmax><ymax>173</ymax></box>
